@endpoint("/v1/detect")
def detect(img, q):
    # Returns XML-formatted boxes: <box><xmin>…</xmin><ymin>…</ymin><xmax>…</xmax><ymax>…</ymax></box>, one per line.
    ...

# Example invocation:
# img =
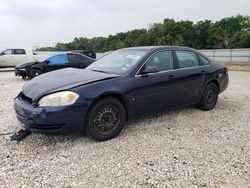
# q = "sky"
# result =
<box><xmin>0</xmin><ymin>0</ymin><xmax>249</xmax><ymax>51</ymax></box>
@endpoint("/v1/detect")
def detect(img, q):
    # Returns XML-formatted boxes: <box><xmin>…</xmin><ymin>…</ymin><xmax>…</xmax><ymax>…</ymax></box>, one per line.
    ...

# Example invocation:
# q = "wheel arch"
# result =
<box><xmin>31</xmin><ymin>65</ymin><xmax>45</xmax><ymax>73</ymax></box>
<box><xmin>206</xmin><ymin>79</ymin><xmax>220</xmax><ymax>93</ymax></box>
<box><xmin>86</xmin><ymin>92</ymin><xmax>131</xmax><ymax>121</ymax></box>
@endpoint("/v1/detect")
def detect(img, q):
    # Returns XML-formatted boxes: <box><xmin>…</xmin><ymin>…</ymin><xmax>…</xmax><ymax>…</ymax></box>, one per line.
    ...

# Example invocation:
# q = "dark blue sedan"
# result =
<box><xmin>14</xmin><ymin>46</ymin><xmax>229</xmax><ymax>141</ymax></box>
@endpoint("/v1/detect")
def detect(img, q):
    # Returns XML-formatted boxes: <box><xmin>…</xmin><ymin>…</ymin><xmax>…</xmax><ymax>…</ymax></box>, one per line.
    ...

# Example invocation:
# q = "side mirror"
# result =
<box><xmin>141</xmin><ymin>66</ymin><xmax>159</xmax><ymax>75</ymax></box>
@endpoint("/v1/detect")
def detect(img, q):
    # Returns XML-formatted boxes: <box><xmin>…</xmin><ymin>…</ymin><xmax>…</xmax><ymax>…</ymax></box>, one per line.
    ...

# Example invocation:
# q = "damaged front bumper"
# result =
<box><xmin>14</xmin><ymin>92</ymin><xmax>87</xmax><ymax>134</ymax></box>
<box><xmin>15</xmin><ymin>68</ymin><xmax>28</xmax><ymax>77</ymax></box>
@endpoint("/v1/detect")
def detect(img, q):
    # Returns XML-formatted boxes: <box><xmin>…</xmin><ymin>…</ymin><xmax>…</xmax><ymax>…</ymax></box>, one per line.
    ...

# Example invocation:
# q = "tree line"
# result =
<box><xmin>38</xmin><ymin>15</ymin><xmax>250</xmax><ymax>52</ymax></box>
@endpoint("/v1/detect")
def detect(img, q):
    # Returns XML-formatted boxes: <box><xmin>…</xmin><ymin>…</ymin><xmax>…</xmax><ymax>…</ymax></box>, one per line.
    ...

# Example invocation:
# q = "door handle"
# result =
<box><xmin>168</xmin><ymin>74</ymin><xmax>175</xmax><ymax>80</ymax></box>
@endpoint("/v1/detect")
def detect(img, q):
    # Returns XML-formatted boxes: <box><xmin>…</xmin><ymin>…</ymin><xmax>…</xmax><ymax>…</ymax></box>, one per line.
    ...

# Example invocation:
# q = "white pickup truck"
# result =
<box><xmin>0</xmin><ymin>49</ymin><xmax>49</xmax><ymax>67</ymax></box>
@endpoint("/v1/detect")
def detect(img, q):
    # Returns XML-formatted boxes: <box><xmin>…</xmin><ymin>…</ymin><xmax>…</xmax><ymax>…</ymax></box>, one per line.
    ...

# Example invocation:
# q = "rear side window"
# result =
<box><xmin>48</xmin><ymin>54</ymin><xmax>68</xmax><ymax>65</ymax></box>
<box><xmin>176</xmin><ymin>51</ymin><xmax>199</xmax><ymax>68</ymax></box>
<box><xmin>143</xmin><ymin>51</ymin><xmax>174</xmax><ymax>72</ymax></box>
<box><xmin>14</xmin><ymin>49</ymin><xmax>26</xmax><ymax>55</ymax></box>
<box><xmin>199</xmin><ymin>55</ymin><xmax>210</xmax><ymax>65</ymax></box>
<box><xmin>68</xmin><ymin>54</ymin><xmax>85</xmax><ymax>64</ymax></box>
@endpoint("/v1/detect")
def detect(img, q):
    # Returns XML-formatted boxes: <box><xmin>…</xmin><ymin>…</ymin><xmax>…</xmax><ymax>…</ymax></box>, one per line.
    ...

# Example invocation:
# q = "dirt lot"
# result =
<box><xmin>0</xmin><ymin>71</ymin><xmax>249</xmax><ymax>187</ymax></box>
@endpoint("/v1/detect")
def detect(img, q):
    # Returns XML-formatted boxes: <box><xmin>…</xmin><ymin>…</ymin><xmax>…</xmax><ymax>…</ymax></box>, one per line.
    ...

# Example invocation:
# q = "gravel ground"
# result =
<box><xmin>0</xmin><ymin>71</ymin><xmax>249</xmax><ymax>187</ymax></box>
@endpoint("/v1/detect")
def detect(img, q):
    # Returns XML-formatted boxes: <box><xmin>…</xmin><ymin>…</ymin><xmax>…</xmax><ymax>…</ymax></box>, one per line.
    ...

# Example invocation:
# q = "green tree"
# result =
<box><xmin>213</xmin><ymin>15</ymin><xmax>250</xmax><ymax>48</ymax></box>
<box><xmin>238</xmin><ymin>31</ymin><xmax>250</xmax><ymax>48</ymax></box>
<box><xmin>38</xmin><ymin>15</ymin><xmax>250</xmax><ymax>52</ymax></box>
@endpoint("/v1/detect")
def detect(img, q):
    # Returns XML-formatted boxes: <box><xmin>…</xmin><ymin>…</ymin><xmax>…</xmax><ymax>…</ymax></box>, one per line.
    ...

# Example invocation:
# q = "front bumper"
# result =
<box><xmin>220</xmin><ymin>73</ymin><xmax>229</xmax><ymax>93</ymax></box>
<box><xmin>14</xmin><ymin>93</ymin><xmax>87</xmax><ymax>134</ymax></box>
<box><xmin>15</xmin><ymin>68</ymin><xmax>28</xmax><ymax>77</ymax></box>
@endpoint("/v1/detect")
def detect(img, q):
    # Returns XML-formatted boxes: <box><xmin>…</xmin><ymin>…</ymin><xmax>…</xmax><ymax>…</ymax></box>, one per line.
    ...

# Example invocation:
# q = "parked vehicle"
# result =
<box><xmin>0</xmin><ymin>49</ymin><xmax>48</xmax><ymax>67</ymax></box>
<box><xmin>15</xmin><ymin>53</ymin><xmax>95</xmax><ymax>79</ymax></box>
<box><xmin>14</xmin><ymin>46</ymin><xmax>229</xmax><ymax>141</ymax></box>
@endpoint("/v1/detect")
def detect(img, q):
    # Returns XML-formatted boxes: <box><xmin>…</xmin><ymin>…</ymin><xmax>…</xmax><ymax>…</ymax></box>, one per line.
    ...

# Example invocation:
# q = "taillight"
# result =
<box><xmin>223</xmin><ymin>67</ymin><xmax>228</xmax><ymax>74</ymax></box>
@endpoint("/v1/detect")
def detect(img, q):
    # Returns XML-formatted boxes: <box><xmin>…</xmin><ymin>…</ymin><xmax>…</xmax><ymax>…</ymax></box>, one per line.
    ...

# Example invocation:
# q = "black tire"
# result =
<box><xmin>28</xmin><ymin>69</ymin><xmax>43</xmax><ymax>79</ymax></box>
<box><xmin>22</xmin><ymin>75</ymin><xmax>26</xmax><ymax>79</ymax></box>
<box><xmin>197</xmin><ymin>83</ymin><xmax>219</xmax><ymax>111</ymax></box>
<box><xmin>86</xmin><ymin>97</ymin><xmax>126</xmax><ymax>141</ymax></box>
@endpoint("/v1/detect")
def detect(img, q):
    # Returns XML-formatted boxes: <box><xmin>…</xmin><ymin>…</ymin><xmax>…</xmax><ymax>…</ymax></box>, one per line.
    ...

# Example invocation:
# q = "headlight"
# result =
<box><xmin>38</xmin><ymin>91</ymin><xmax>79</xmax><ymax>107</ymax></box>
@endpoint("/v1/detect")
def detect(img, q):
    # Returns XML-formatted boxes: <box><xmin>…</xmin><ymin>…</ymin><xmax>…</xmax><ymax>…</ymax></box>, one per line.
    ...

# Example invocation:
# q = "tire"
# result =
<box><xmin>86</xmin><ymin>97</ymin><xmax>126</xmax><ymax>141</ymax></box>
<box><xmin>197</xmin><ymin>83</ymin><xmax>219</xmax><ymax>111</ymax></box>
<box><xmin>28</xmin><ymin>69</ymin><xmax>43</xmax><ymax>79</ymax></box>
<box><xmin>22</xmin><ymin>75</ymin><xmax>26</xmax><ymax>79</ymax></box>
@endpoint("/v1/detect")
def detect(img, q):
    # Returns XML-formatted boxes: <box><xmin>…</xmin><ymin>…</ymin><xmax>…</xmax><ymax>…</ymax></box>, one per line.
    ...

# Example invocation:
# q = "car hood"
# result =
<box><xmin>16</xmin><ymin>61</ymin><xmax>38</xmax><ymax>69</ymax></box>
<box><xmin>23</xmin><ymin>68</ymin><xmax>120</xmax><ymax>100</ymax></box>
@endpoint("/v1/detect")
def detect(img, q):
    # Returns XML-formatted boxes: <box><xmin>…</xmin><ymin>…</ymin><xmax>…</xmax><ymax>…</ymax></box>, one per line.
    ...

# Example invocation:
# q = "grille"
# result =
<box><xmin>30</xmin><ymin>124</ymin><xmax>64</xmax><ymax>130</ymax></box>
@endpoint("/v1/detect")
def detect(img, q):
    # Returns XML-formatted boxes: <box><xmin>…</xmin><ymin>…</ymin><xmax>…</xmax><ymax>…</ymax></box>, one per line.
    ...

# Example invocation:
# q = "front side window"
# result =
<box><xmin>68</xmin><ymin>54</ymin><xmax>84</xmax><ymax>64</ymax></box>
<box><xmin>199</xmin><ymin>55</ymin><xmax>210</xmax><ymax>65</ymax></box>
<box><xmin>142</xmin><ymin>51</ymin><xmax>174</xmax><ymax>73</ymax></box>
<box><xmin>48</xmin><ymin>54</ymin><xmax>68</xmax><ymax>66</ymax></box>
<box><xmin>87</xmin><ymin>49</ymin><xmax>148</xmax><ymax>74</ymax></box>
<box><xmin>3</xmin><ymin>50</ymin><xmax>12</xmax><ymax>55</ymax></box>
<box><xmin>176</xmin><ymin>51</ymin><xmax>199</xmax><ymax>68</ymax></box>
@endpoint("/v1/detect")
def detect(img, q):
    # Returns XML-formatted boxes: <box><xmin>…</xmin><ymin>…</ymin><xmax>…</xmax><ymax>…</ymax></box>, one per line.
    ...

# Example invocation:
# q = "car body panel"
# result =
<box><xmin>176</xmin><ymin>66</ymin><xmax>207</xmax><ymax>104</ymax></box>
<box><xmin>23</xmin><ymin>68</ymin><xmax>120</xmax><ymax>100</ymax></box>
<box><xmin>133</xmin><ymin>70</ymin><xmax>179</xmax><ymax>114</ymax></box>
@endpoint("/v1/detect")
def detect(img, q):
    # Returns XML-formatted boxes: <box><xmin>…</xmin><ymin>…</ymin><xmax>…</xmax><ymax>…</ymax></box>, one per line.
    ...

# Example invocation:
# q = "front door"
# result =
<box><xmin>174</xmin><ymin>50</ymin><xmax>206</xmax><ymax>104</ymax></box>
<box><xmin>0</xmin><ymin>49</ymin><xmax>13</xmax><ymax>67</ymax></box>
<box><xmin>133</xmin><ymin>50</ymin><xmax>179</xmax><ymax>115</ymax></box>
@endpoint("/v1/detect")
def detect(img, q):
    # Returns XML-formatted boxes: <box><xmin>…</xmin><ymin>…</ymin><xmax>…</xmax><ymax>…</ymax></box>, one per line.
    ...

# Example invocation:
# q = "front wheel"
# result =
<box><xmin>28</xmin><ymin>69</ymin><xmax>43</xmax><ymax>79</ymax></box>
<box><xmin>86</xmin><ymin>97</ymin><xmax>126</xmax><ymax>141</ymax></box>
<box><xmin>197</xmin><ymin>83</ymin><xmax>219</xmax><ymax>111</ymax></box>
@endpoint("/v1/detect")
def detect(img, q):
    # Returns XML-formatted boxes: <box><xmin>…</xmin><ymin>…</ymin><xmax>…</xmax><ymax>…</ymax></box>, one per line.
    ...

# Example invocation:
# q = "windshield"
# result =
<box><xmin>86</xmin><ymin>49</ymin><xmax>148</xmax><ymax>75</ymax></box>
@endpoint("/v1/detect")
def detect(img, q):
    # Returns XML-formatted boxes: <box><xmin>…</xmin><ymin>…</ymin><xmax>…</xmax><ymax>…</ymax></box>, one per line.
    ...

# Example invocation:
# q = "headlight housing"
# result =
<box><xmin>38</xmin><ymin>91</ymin><xmax>79</xmax><ymax>107</ymax></box>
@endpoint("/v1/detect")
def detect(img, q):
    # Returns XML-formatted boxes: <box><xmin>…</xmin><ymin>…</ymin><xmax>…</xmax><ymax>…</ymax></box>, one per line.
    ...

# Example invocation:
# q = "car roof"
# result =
<box><xmin>49</xmin><ymin>52</ymin><xmax>81</xmax><ymax>56</ymax></box>
<box><xmin>121</xmin><ymin>45</ymin><xmax>197</xmax><ymax>52</ymax></box>
<box><xmin>5</xmin><ymin>48</ymin><xmax>25</xmax><ymax>51</ymax></box>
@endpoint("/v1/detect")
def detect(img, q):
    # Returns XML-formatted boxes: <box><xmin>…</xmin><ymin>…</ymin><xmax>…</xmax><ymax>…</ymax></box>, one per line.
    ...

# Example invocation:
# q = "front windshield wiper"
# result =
<box><xmin>91</xmin><ymin>69</ymin><xmax>123</xmax><ymax>76</ymax></box>
<box><xmin>91</xmin><ymin>69</ymin><xmax>111</xmax><ymax>74</ymax></box>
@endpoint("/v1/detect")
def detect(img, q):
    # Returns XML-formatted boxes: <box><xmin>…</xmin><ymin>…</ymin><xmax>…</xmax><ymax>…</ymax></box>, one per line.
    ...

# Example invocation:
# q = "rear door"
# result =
<box><xmin>174</xmin><ymin>50</ymin><xmax>207</xmax><ymax>104</ymax></box>
<box><xmin>133</xmin><ymin>50</ymin><xmax>179</xmax><ymax>115</ymax></box>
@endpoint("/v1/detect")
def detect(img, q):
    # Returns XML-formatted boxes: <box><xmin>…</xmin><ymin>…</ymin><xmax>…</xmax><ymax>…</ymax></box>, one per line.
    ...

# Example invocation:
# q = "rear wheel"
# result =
<box><xmin>28</xmin><ymin>69</ymin><xmax>43</xmax><ymax>79</ymax></box>
<box><xmin>197</xmin><ymin>83</ymin><xmax>219</xmax><ymax>111</ymax></box>
<box><xmin>86</xmin><ymin>97</ymin><xmax>126</xmax><ymax>141</ymax></box>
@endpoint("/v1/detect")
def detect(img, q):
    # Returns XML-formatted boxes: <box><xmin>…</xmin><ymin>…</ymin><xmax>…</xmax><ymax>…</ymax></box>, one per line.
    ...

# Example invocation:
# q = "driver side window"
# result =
<box><xmin>143</xmin><ymin>51</ymin><xmax>174</xmax><ymax>73</ymax></box>
<box><xmin>3</xmin><ymin>50</ymin><xmax>12</xmax><ymax>55</ymax></box>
